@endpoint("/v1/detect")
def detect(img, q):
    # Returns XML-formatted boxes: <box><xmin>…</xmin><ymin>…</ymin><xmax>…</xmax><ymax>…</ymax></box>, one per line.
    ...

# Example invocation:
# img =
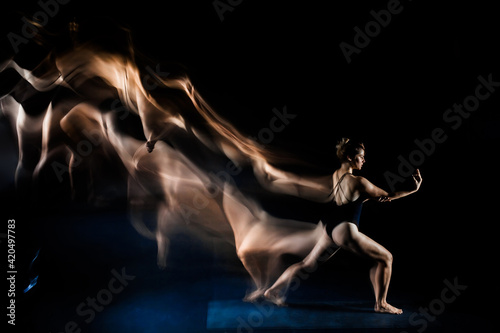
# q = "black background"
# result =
<box><xmin>1</xmin><ymin>0</ymin><xmax>499</xmax><ymax>331</ymax></box>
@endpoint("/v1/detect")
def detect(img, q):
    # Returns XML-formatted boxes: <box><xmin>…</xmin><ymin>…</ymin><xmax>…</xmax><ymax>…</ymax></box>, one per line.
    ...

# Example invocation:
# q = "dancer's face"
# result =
<box><xmin>350</xmin><ymin>150</ymin><xmax>365</xmax><ymax>170</ymax></box>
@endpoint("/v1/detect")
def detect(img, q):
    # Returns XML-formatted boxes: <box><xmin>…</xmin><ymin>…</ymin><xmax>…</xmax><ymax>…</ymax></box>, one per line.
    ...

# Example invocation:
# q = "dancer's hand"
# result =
<box><xmin>412</xmin><ymin>169</ymin><xmax>422</xmax><ymax>191</ymax></box>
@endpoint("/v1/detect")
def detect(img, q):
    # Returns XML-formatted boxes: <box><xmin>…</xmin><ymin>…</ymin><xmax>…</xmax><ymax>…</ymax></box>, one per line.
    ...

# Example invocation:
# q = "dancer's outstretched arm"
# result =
<box><xmin>359</xmin><ymin>169</ymin><xmax>422</xmax><ymax>202</ymax></box>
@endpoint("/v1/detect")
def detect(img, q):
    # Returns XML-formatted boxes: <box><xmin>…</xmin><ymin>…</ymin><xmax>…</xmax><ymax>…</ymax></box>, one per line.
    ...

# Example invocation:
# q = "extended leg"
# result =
<box><xmin>264</xmin><ymin>230</ymin><xmax>335</xmax><ymax>306</ymax></box>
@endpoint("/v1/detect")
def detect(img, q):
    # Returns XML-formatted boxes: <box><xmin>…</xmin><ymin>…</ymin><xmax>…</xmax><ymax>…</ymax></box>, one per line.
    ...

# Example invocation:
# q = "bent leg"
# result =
<box><xmin>331</xmin><ymin>222</ymin><xmax>402</xmax><ymax>315</ymax></box>
<box><xmin>264</xmin><ymin>230</ymin><xmax>336</xmax><ymax>306</ymax></box>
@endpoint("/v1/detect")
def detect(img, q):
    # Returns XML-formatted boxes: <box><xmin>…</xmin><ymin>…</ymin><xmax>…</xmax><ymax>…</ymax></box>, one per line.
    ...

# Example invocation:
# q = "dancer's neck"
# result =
<box><xmin>338</xmin><ymin>162</ymin><xmax>353</xmax><ymax>175</ymax></box>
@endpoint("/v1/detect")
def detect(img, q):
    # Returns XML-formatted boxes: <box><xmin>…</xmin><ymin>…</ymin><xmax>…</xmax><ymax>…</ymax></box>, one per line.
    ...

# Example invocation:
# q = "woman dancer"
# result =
<box><xmin>255</xmin><ymin>138</ymin><xmax>422</xmax><ymax>314</ymax></box>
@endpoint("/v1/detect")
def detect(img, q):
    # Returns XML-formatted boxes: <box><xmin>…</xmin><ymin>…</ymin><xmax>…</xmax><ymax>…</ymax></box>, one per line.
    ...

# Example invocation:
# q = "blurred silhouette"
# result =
<box><xmin>0</xmin><ymin>19</ymin><xmax>336</xmax><ymax>302</ymax></box>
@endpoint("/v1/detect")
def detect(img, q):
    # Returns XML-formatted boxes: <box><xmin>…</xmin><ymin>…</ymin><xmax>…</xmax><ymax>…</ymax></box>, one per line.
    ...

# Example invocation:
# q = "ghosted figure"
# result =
<box><xmin>255</xmin><ymin>138</ymin><xmax>422</xmax><ymax>314</ymax></box>
<box><xmin>0</xmin><ymin>19</ymin><xmax>336</xmax><ymax>304</ymax></box>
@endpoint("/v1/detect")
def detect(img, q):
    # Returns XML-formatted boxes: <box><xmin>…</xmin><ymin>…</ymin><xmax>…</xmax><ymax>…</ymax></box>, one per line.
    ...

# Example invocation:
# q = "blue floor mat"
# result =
<box><xmin>207</xmin><ymin>299</ymin><xmax>413</xmax><ymax>330</ymax></box>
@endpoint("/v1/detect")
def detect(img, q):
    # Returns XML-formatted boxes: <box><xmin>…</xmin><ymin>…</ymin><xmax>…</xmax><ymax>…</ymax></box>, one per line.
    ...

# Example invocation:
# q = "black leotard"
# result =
<box><xmin>322</xmin><ymin>172</ymin><xmax>363</xmax><ymax>235</ymax></box>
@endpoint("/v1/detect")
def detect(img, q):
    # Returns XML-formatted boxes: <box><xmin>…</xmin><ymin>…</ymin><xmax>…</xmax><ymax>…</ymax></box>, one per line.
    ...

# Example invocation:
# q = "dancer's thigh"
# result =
<box><xmin>301</xmin><ymin>230</ymin><xmax>335</xmax><ymax>267</ymax></box>
<box><xmin>331</xmin><ymin>222</ymin><xmax>391</xmax><ymax>262</ymax></box>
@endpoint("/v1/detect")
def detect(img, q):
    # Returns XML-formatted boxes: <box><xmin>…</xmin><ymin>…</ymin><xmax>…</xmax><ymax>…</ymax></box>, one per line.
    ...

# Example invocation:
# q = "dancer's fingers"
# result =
<box><xmin>413</xmin><ymin>169</ymin><xmax>422</xmax><ymax>181</ymax></box>
<box><xmin>378</xmin><ymin>196</ymin><xmax>391</xmax><ymax>202</ymax></box>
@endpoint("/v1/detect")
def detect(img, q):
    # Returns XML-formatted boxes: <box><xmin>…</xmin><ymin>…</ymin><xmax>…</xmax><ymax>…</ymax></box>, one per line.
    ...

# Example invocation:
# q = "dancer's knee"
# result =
<box><xmin>378</xmin><ymin>250</ymin><xmax>393</xmax><ymax>267</ymax></box>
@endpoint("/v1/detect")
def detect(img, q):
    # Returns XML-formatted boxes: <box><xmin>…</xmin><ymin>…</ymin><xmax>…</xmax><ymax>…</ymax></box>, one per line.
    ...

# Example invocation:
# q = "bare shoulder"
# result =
<box><xmin>353</xmin><ymin>175</ymin><xmax>369</xmax><ymax>183</ymax></box>
<box><xmin>351</xmin><ymin>175</ymin><xmax>374</xmax><ymax>190</ymax></box>
<box><xmin>348</xmin><ymin>174</ymin><xmax>366</xmax><ymax>183</ymax></box>
<box><xmin>341</xmin><ymin>173</ymin><xmax>365</xmax><ymax>189</ymax></box>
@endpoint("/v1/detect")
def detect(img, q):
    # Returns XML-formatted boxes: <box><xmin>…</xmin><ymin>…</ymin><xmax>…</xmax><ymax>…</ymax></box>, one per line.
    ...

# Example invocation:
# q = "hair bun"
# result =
<box><xmin>336</xmin><ymin>137</ymin><xmax>365</xmax><ymax>161</ymax></box>
<box><xmin>336</xmin><ymin>137</ymin><xmax>350</xmax><ymax>160</ymax></box>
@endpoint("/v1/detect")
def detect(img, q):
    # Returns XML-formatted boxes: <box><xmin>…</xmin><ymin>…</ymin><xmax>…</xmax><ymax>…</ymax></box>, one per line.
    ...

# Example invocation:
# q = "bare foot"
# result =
<box><xmin>374</xmin><ymin>302</ymin><xmax>403</xmax><ymax>315</ymax></box>
<box><xmin>243</xmin><ymin>289</ymin><xmax>265</xmax><ymax>303</ymax></box>
<box><xmin>263</xmin><ymin>289</ymin><xmax>287</xmax><ymax>307</ymax></box>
